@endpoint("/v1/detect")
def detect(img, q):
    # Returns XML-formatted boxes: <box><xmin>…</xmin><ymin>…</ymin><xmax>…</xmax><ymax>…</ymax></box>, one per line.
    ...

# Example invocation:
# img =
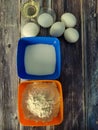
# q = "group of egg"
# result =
<box><xmin>50</xmin><ymin>13</ymin><xmax>79</xmax><ymax>43</ymax></box>
<box><xmin>22</xmin><ymin>9</ymin><xmax>79</xmax><ymax>43</ymax></box>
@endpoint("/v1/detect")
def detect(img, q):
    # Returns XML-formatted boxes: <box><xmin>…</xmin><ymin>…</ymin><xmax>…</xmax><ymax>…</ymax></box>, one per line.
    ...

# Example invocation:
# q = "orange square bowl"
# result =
<box><xmin>18</xmin><ymin>80</ymin><xmax>63</xmax><ymax>126</ymax></box>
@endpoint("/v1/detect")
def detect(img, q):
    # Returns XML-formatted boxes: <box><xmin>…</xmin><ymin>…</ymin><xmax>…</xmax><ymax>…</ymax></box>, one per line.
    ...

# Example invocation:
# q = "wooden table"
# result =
<box><xmin>0</xmin><ymin>0</ymin><xmax>98</xmax><ymax>130</ymax></box>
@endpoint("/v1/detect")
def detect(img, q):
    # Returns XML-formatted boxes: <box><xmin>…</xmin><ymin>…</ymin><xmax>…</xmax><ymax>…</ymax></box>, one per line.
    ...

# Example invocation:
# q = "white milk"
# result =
<box><xmin>24</xmin><ymin>44</ymin><xmax>56</xmax><ymax>75</ymax></box>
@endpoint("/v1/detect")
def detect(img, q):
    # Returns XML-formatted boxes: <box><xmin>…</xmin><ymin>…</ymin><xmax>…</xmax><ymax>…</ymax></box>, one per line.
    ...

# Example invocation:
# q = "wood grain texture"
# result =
<box><xmin>52</xmin><ymin>0</ymin><xmax>84</xmax><ymax>130</ymax></box>
<box><xmin>0</xmin><ymin>0</ymin><xmax>98</xmax><ymax>130</ymax></box>
<box><xmin>0</xmin><ymin>0</ymin><xmax>20</xmax><ymax>130</ymax></box>
<box><xmin>21</xmin><ymin>0</ymin><xmax>84</xmax><ymax>129</ymax></box>
<box><xmin>84</xmin><ymin>0</ymin><xmax>98</xmax><ymax>130</ymax></box>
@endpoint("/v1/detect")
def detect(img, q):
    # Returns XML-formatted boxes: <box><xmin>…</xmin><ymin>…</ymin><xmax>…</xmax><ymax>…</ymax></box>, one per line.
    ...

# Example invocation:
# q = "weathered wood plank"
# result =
<box><xmin>0</xmin><ymin>0</ymin><xmax>20</xmax><ymax>130</ymax></box>
<box><xmin>52</xmin><ymin>0</ymin><xmax>85</xmax><ymax>130</ymax></box>
<box><xmin>20</xmin><ymin>0</ymin><xmax>85</xmax><ymax>130</ymax></box>
<box><xmin>1</xmin><ymin>0</ymin><xmax>98</xmax><ymax>129</ymax></box>
<box><xmin>84</xmin><ymin>0</ymin><xmax>98</xmax><ymax>130</ymax></box>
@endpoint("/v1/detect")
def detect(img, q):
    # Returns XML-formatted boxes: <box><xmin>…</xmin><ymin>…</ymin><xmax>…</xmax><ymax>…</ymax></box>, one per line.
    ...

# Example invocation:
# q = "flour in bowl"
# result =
<box><xmin>22</xmin><ymin>82</ymin><xmax>60</xmax><ymax>122</ymax></box>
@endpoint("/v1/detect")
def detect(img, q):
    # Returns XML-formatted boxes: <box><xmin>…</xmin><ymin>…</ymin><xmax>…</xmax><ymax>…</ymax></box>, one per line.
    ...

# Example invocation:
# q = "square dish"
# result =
<box><xmin>18</xmin><ymin>80</ymin><xmax>63</xmax><ymax>126</ymax></box>
<box><xmin>17</xmin><ymin>37</ymin><xmax>61</xmax><ymax>79</ymax></box>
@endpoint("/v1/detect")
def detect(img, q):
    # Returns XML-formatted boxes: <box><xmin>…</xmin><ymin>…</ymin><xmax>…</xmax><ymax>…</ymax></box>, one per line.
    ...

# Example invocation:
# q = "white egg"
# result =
<box><xmin>37</xmin><ymin>13</ymin><xmax>54</xmax><ymax>28</ymax></box>
<box><xmin>21</xmin><ymin>22</ymin><xmax>40</xmax><ymax>37</ymax></box>
<box><xmin>61</xmin><ymin>13</ymin><xmax>77</xmax><ymax>27</ymax></box>
<box><xmin>50</xmin><ymin>22</ymin><xmax>65</xmax><ymax>37</ymax></box>
<box><xmin>64</xmin><ymin>28</ymin><xmax>79</xmax><ymax>43</ymax></box>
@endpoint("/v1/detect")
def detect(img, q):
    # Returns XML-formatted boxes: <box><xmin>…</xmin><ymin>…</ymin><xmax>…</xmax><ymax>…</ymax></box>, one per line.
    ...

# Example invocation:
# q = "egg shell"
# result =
<box><xmin>21</xmin><ymin>22</ymin><xmax>40</xmax><ymax>37</ymax></box>
<box><xmin>61</xmin><ymin>13</ymin><xmax>77</xmax><ymax>27</ymax></box>
<box><xmin>37</xmin><ymin>13</ymin><xmax>54</xmax><ymax>28</ymax></box>
<box><xmin>64</xmin><ymin>28</ymin><xmax>79</xmax><ymax>43</ymax></box>
<box><xmin>49</xmin><ymin>22</ymin><xmax>65</xmax><ymax>37</ymax></box>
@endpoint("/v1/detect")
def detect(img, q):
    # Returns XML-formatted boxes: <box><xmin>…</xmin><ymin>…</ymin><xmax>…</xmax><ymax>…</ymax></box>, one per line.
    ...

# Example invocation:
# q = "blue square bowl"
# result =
<box><xmin>17</xmin><ymin>37</ymin><xmax>61</xmax><ymax>79</ymax></box>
